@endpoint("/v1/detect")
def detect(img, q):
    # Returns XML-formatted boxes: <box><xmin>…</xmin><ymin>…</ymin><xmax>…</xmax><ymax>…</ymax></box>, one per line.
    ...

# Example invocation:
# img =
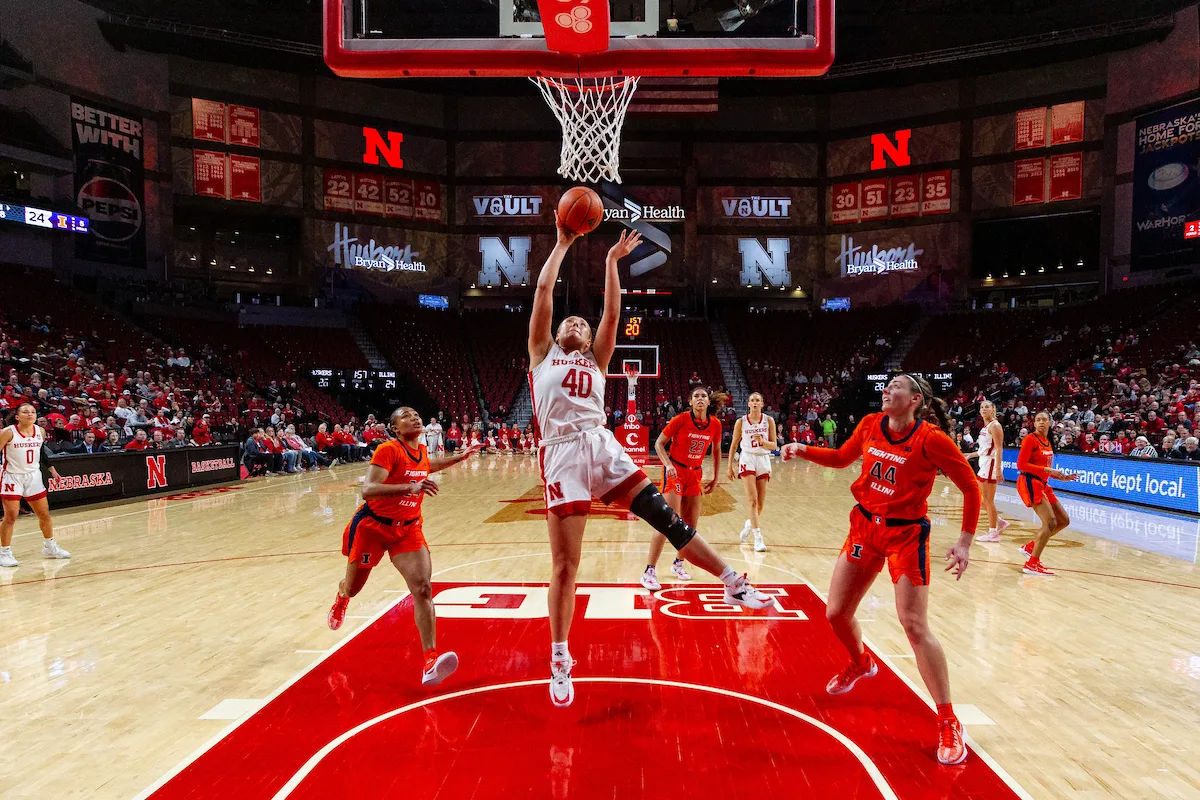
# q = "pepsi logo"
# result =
<box><xmin>77</xmin><ymin>177</ymin><xmax>142</xmax><ymax>243</ymax></box>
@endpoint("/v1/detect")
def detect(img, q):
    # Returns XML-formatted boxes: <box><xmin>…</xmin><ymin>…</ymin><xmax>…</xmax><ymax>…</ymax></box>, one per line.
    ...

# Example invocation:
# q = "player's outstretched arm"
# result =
<box><xmin>429</xmin><ymin>444</ymin><xmax>482</xmax><ymax>473</ymax></box>
<box><xmin>529</xmin><ymin>214</ymin><xmax>579</xmax><ymax>369</ymax></box>
<box><xmin>592</xmin><ymin>229</ymin><xmax>642</xmax><ymax>372</ymax></box>
<box><xmin>782</xmin><ymin>418</ymin><xmax>867</xmax><ymax>469</ymax></box>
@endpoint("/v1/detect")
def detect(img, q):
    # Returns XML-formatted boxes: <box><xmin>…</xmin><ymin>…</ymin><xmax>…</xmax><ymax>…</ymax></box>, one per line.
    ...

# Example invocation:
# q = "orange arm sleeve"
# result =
<box><xmin>802</xmin><ymin>417</ymin><xmax>869</xmax><ymax>469</ymax></box>
<box><xmin>925</xmin><ymin>432</ymin><xmax>983</xmax><ymax>535</ymax></box>
<box><xmin>1015</xmin><ymin>435</ymin><xmax>1046</xmax><ymax>477</ymax></box>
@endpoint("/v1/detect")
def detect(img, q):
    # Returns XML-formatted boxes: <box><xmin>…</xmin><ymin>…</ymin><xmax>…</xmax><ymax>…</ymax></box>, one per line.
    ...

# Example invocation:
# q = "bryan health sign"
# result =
<box><xmin>1001</xmin><ymin>449</ymin><xmax>1200</xmax><ymax>515</ymax></box>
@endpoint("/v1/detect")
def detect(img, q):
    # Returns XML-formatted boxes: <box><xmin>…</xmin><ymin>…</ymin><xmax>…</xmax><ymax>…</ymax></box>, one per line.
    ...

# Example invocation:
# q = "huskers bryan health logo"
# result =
<box><xmin>604</xmin><ymin>198</ymin><xmax>686</xmax><ymax>224</ymax></box>
<box><xmin>837</xmin><ymin>235</ymin><xmax>922</xmax><ymax>277</ymax></box>
<box><xmin>328</xmin><ymin>223</ymin><xmax>427</xmax><ymax>272</ymax></box>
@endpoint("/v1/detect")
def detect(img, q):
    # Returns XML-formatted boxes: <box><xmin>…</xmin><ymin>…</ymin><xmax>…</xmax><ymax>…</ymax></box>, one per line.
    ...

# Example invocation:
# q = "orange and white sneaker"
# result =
<box><xmin>1022</xmin><ymin>557</ymin><xmax>1054</xmax><ymax>576</ymax></box>
<box><xmin>327</xmin><ymin>592</ymin><xmax>350</xmax><ymax>630</ymax></box>
<box><xmin>937</xmin><ymin>718</ymin><xmax>967</xmax><ymax>765</ymax></box>
<box><xmin>1020</xmin><ymin>540</ymin><xmax>1035</xmax><ymax>558</ymax></box>
<box><xmin>421</xmin><ymin>650</ymin><xmax>459</xmax><ymax>687</ymax></box>
<box><xmin>825</xmin><ymin>652</ymin><xmax>878</xmax><ymax>696</ymax></box>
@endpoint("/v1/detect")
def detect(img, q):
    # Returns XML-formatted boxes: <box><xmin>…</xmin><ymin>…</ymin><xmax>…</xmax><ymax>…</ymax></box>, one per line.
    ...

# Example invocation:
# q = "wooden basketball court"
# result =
<box><xmin>2</xmin><ymin>456</ymin><xmax>1198</xmax><ymax>798</ymax></box>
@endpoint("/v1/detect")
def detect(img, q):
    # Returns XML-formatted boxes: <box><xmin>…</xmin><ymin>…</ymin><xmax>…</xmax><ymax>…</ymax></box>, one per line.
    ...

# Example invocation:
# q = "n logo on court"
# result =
<box><xmin>146</xmin><ymin>456</ymin><xmax>167</xmax><ymax>489</ymax></box>
<box><xmin>546</xmin><ymin>482</ymin><xmax>564</xmax><ymax>502</ymax></box>
<box><xmin>478</xmin><ymin>237</ymin><xmax>532</xmax><ymax>287</ymax></box>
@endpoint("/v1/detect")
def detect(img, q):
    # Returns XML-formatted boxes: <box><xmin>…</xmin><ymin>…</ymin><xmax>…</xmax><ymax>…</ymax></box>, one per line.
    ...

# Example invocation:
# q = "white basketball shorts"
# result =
<box><xmin>738</xmin><ymin>451</ymin><xmax>773</xmax><ymax>480</ymax></box>
<box><xmin>538</xmin><ymin>427</ymin><xmax>647</xmax><ymax>517</ymax></box>
<box><xmin>1</xmin><ymin>470</ymin><xmax>47</xmax><ymax>501</ymax></box>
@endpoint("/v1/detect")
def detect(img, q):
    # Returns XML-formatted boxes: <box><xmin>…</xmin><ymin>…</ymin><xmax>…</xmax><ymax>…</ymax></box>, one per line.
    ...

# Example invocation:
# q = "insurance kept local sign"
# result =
<box><xmin>1001</xmin><ymin>449</ymin><xmax>1200</xmax><ymax>515</ymax></box>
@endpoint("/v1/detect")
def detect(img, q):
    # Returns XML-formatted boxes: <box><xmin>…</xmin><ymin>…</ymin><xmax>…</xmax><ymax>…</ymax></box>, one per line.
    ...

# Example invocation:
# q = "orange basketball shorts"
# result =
<box><xmin>662</xmin><ymin>462</ymin><xmax>703</xmax><ymax>497</ymax></box>
<box><xmin>342</xmin><ymin>505</ymin><xmax>427</xmax><ymax>567</ymax></box>
<box><xmin>1017</xmin><ymin>474</ymin><xmax>1057</xmax><ymax>508</ymax></box>
<box><xmin>842</xmin><ymin>506</ymin><xmax>932</xmax><ymax>586</ymax></box>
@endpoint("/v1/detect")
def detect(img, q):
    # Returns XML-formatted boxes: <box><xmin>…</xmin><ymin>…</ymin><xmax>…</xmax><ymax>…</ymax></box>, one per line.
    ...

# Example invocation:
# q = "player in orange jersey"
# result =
<box><xmin>1016</xmin><ymin>410</ymin><xmax>1077</xmax><ymax>576</ymax></box>
<box><xmin>639</xmin><ymin>386</ymin><xmax>724</xmax><ymax>589</ymax></box>
<box><xmin>327</xmin><ymin>406</ymin><xmax>481</xmax><ymax>687</ymax></box>
<box><xmin>781</xmin><ymin>374</ymin><xmax>981</xmax><ymax>766</ymax></box>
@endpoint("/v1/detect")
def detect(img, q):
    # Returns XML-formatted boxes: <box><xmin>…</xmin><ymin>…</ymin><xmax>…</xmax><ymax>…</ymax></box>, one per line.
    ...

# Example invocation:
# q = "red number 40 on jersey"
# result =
<box><xmin>561</xmin><ymin>368</ymin><xmax>593</xmax><ymax>399</ymax></box>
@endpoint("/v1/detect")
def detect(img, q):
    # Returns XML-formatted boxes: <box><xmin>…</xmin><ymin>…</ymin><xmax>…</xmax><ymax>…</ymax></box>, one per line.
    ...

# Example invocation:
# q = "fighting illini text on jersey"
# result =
<box><xmin>664</xmin><ymin>412</ymin><xmax>722</xmax><ymax>468</ymax></box>
<box><xmin>368</xmin><ymin>439</ymin><xmax>430</xmax><ymax>521</ymax></box>
<box><xmin>805</xmin><ymin>413</ymin><xmax>981</xmax><ymax>531</ymax></box>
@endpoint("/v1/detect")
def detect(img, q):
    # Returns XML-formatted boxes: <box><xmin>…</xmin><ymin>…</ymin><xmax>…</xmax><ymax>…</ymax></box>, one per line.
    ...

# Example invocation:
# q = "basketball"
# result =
<box><xmin>557</xmin><ymin>186</ymin><xmax>604</xmax><ymax>236</ymax></box>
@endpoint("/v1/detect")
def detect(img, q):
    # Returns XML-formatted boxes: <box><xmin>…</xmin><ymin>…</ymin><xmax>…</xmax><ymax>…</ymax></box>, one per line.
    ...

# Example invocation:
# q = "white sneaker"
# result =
<box><xmin>42</xmin><ymin>540</ymin><xmax>70</xmax><ymax>559</ymax></box>
<box><xmin>739</xmin><ymin>519</ymin><xmax>752</xmax><ymax>542</ymax></box>
<box><xmin>0</xmin><ymin>547</ymin><xmax>17</xmax><ymax>568</ymax></box>
<box><xmin>976</xmin><ymin>529</ymin><xmax>1001</xmax><ymax>543</ymax></box>
<box><xmin>753</xmin><ymin>529</ymin><xmax>767</xmax><ymax>552</ymax></box>
<box><xmin>670</xmin><ymin>559</ymin><xmax>691</xmax><ymax>581</ymax></box>
<box><xmin>421</xmin><ymin>651</ymin><xmax>459</xmax><ymax>687</ymax></box>
<box><xmin>997</xmin><ymin>518</ymin><xmax>1011</xmax><ymax>534</ymax></box>
<box><xmin>550</xmin><ymin>658</ymin><xmax>576</xmax><ymax>707</ymax></box>
<box><xmin>724</xmin><ymin>574</ymin><xmax>775</xmax><ymax>610</ymax></box>
<box><xmin>640</xmin><ymin>566</ymin><xmax>662</xmax><ymax>591</ymax></box>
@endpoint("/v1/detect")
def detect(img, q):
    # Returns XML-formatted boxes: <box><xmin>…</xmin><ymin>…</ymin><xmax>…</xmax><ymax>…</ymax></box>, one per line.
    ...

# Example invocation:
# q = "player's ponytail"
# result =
<box><xmin>905</xmin><ymin>374</ymin><xmax>954</xmax><ymax>436</ymax></box>
<box><xmin>708</xmin><ymin>389</ymin><xmax>730</xmax><ymax>413</ymax></box>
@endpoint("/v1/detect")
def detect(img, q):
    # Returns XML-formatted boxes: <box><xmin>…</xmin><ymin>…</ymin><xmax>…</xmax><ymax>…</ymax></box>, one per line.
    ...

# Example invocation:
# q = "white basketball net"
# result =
<box><xmin>532</xmin><ymin>76</ymin><xmax>640</xmax><ymax>184</ymax></box>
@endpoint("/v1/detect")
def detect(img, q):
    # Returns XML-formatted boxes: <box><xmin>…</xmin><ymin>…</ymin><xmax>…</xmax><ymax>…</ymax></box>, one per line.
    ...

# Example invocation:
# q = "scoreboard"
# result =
<box><xmin>0</xmin><ymin>203</ymin><xmax>89</xmax><ymax>234</ymax></box>
<box><xmin>310</xmin><ymin>368</ymin><xmax>398</xmax><ymax>390</ymax></box>
<box><xmin>864</xmin><ymin>372</ymin><xmax>955</xmax><ymax>410</ymax></box>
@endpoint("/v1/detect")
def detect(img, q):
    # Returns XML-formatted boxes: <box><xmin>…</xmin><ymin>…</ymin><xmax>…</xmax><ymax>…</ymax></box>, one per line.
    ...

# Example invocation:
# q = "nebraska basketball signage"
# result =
<box><xmin>739</xmin><ymin>238</ymin><xmax>792</xmax><ymax>288</ymax></box>
<box><xmin>327</xmin><ymin>223</ymin><xmax>427</xmax><ymax>272</ymax></box>
<box><xmin>361</xmin><ymin>127</ymin><xmax>403</xmax><ymax>168</ymax></box>
<box><xmin>478</xmin><ymin>236</ymin><xmax>531</xmax><ymax>286</ymax></box>
<box><xmin>722</xmin><ymin>196</ymin><xmax>792</xmax><ymax>218</ymax></box>
<box><xmin>836</xmin><ymin>235</ymin><xmax>922</xmax><ymax>277</ymax></box>
<box><xmin>871</xmin><ymin>129</ymin><xmax>913</xmax><ymax>171</ymax></box>
<box><xmin>472</xmin><ymin>195</ymin><xmax>544</xmax><ymax>217</ymax></box>
<box><xmin>71</xmin><ymin>99</ymin><xmax>145</xmax><ymax>267</ymax></box>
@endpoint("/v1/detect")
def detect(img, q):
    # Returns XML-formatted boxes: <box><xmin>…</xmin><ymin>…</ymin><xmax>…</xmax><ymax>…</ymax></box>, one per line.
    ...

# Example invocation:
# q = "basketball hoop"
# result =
<box><xmin>531</xmin><ymin>76</ymin><xmax>640</xmax><ymax>184</ymax></box>
<box><xmin>623</xmin><ymin>364</ymin><xmax>641</xmax><ymax>424</ymax></box>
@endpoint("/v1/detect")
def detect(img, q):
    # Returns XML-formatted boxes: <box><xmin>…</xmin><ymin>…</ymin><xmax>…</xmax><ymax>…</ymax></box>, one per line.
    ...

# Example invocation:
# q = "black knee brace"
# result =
<box><xmin>629</xmin><ymin>484</ymin><xmax>696</xmax><ymax>551</ymax></box>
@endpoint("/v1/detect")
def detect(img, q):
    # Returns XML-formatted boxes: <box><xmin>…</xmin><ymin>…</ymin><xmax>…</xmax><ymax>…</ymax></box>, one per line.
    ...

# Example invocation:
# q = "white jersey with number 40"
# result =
<box><xmin>2</xmin><ymin>425</ymin><xmax>43</xmax><ymax>475</ymax></box>
<box><xmin>529</xmin><ymin>343</ymin><xmax>607</xmax><ymax>440</ymax></box>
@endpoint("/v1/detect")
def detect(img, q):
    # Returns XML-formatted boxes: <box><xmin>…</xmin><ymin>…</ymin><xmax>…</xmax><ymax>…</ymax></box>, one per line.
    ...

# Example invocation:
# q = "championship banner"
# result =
<box><xmin>227</xmin><ymin>104</ymin><xmax>261</xmax><ymax>147</ymax></box>
<box><xmin>229</xmin><ymin>155</ymin><xmax>261</xmax><ymax>202</ymax></box>
<box><xmin>1015</xmin><ymin>107</ymin><xmax>1047</xmax><ymax>150</ymax></box>
<box><xmin>192</xmin><ymin>98</ymin><xmax>226</xmax><ymax>142</ymax></box>
<box><xmin>1048</xmin><ymin>153</ymin><xmax>1083</xmax><ymax>202</ymax></box>
<box><xmin>72</xmin><ymin>98</ymin><xmax>146</xmax><ymax>267</ymax></box>
<box><xmin>1132</xmin><ymin>96</ymin><xmax>1200</xmax><ymax>271</ymax></box>
<box><xmin>860</xmin><ymin>178</ymin><xmax>889</xmax><ymax>221</ymax></box>
<box><xmin>1013</xmin><ymin>158</ymin><xmax>1046</xmax><ymax>205</ymax></box>
<box><xmin>1050</xmin><ymin>102</ymin><xmax>1085</xmax><ymax>146</ymax></box>
<box><xmin>194</xmin><ymin>150</ymin><xmax>227</xmax><ymax>198</ymax></box>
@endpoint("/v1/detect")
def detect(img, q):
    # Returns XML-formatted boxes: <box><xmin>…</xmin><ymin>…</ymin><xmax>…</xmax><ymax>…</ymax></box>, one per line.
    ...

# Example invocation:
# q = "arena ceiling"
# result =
<box><xmin>79</xmin><ymin>0</ymin><xmax>1192</xmax><ymax>90</ymax></box>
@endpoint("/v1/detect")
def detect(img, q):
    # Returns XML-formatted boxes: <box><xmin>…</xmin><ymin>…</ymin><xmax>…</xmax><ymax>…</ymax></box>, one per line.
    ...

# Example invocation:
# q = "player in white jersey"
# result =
<box><xmin>530</xmin><ymin>216</ymin><xmax>775</xmax><ymax>708</ymax></box>
<box><xmin>966</xmin><ymin>399</ymin><xmax>1008</xmax><ymax>542</ymax></box>
<box><xmin>727</xmin><ymin>393</ymin><xmax>778</xmax><ymax>552</ymax></box>
<box><xmin>424</xmin><ymin>418</ymin><xmax>444</xmax><ymax>455</ymax></box>
<box><xmin>0</xmin><ymin>403</ymin><xmax>69</xmax><ymax>567</ymax></box>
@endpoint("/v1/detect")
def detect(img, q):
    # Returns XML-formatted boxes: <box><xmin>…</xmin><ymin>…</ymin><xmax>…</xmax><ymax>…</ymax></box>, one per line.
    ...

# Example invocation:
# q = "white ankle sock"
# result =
<box><xmin>752</xmin><ymin>528</ymin><xmax>761</xmax><ymax>535</ymax></box>
<box><xmin>552</xmin><ymin>641</ymin><xmax>569</xmax><ymax>661</ymax></box>
<box><xmin>719</xmin><ymin>566</ymin><xmax>738</xmax><ymax>586</ymax></box>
